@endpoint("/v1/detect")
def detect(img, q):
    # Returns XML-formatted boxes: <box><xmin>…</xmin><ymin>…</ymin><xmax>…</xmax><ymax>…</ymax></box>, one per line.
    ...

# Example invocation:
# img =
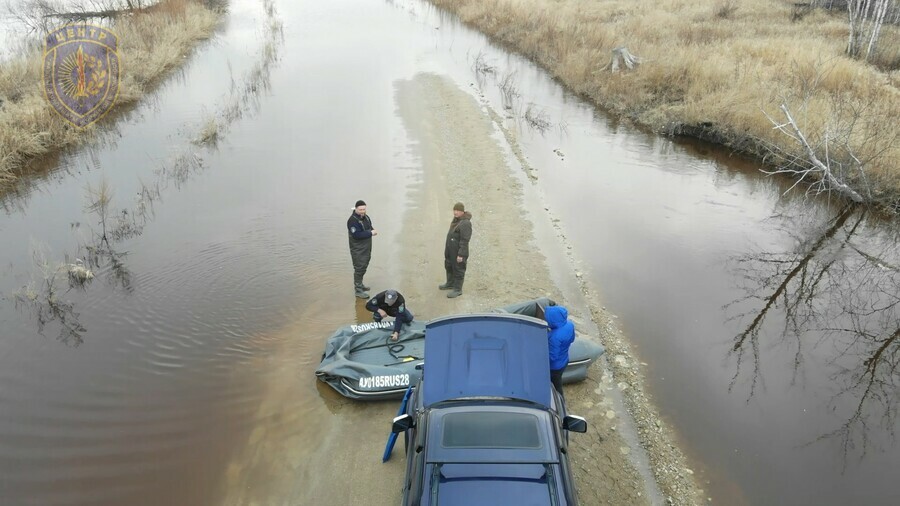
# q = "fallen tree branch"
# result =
<box><xmin>765</xmin><ymin>103</ymin><xmax>866</xmax><ymax>203</ymax></box>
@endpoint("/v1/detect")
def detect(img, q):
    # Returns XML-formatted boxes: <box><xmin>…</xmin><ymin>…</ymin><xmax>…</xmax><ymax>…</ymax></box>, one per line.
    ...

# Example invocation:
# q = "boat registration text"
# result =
<box><xmin>359</xmin><ymin>374</ymin><xmax>410</xmax><ymax>389</ymax></box>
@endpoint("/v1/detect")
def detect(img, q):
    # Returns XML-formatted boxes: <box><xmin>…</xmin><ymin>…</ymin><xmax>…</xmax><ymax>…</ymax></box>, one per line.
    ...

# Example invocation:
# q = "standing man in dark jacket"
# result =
<box><xmin>439</xmin><ymin>202</ymin><xmax>472</xmax><ymax>298</ymax></box>
<box><xmin>348</xmin><ymin>200</ymin><xmax>377</xmax><ymax>298</ymax></box>
<box><xmin>365</xmin><ymin>289</ymin><xmax>414</xmax><ymax>342</ymax></box>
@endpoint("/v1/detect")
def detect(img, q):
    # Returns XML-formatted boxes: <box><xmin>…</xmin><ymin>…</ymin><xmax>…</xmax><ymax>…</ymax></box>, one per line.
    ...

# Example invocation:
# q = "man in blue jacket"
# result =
<box><xmin>546</xmin><ymin>305</ymin><xmax>576</xmax><ymax>396</ymax></box>
<box><xmin>347</xmin><ymin>200</ymin><xmax>378</xmax><ymax>298</ymax></box>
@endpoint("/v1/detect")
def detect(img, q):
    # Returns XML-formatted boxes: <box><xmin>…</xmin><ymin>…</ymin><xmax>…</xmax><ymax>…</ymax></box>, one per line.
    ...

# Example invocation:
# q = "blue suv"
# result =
<box><xmin>390</xmin><ymin>313</ymin><xmax>588</xmax><ymax>505</ymax></box>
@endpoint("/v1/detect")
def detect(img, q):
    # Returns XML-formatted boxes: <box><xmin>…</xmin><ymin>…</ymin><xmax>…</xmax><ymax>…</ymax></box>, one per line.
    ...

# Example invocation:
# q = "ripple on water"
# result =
<box><xmin>0</xmin><ymin>237</ymin><xmax>297</xmax><ymax>505</ymax></box>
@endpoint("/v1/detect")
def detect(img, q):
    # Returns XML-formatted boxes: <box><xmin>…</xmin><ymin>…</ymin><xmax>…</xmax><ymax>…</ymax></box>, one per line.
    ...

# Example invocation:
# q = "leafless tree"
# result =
<box><xmin>846</xmin><ymin>0</ymin><xmax>894</xmax><ymax>62</ymax></box>
<box><xmin>805</xmin><ymin>0</ymin><xmax>898</xmax><ymax>61</ymax></box>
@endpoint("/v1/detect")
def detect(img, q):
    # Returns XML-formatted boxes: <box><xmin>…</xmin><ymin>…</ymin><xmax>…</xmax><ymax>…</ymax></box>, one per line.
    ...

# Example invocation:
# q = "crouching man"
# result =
<box><xmin>365</xmin><ymin>289</ymin><xmax>414</xmax><ymax>342</ymax></box>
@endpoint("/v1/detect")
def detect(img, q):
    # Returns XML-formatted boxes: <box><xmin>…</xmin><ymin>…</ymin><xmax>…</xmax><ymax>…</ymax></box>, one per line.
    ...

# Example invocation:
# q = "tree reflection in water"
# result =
<box><xmin>726</xmin><ymin>204</ymin><xmax>899</xmax><ymax>460</ymax></box>
<box><xmin>13</xmin><ymin>246</ymin><xmax>89</xmax><ymax>347</ymax></box>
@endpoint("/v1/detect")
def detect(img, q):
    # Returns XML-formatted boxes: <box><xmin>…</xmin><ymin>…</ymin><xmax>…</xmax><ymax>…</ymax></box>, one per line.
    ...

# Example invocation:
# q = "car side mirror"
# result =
<box><xmin>392</xmin><ymin>413</ymin><xmax>415</xmax><ymax>433</ymax></box>
<box><xmin>563</xmin><ymin>415</ymin><xmax>587</xmax><ymax>433</ymax></box>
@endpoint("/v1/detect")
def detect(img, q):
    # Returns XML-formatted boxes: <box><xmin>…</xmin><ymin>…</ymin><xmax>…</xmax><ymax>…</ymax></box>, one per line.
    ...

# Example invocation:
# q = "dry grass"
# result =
<box><xmin>430</xmin><ymin>0</ymin><xmax>900</xmax><ymax>208</ymax></box>
<box><xmin>0</xmin><ymin>0</ymin><xmax>220</xmax><ymax>189</ymax></box>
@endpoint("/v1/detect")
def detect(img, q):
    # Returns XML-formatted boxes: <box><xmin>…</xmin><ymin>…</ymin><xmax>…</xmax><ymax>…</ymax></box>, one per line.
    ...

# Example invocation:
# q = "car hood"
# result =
<box><xmin>423</xmin><ymin>314</ymin><xmax>552</xmax><ymax>408</ymax></box>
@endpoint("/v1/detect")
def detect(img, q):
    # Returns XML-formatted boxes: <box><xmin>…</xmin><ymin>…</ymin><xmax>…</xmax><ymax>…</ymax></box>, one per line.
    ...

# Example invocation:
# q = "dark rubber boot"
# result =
<box><xmin>438</xmin><ymin>283</ymin><xmax>452</xmax><ymax>290</ymax></box>
<box><xmin>355</xmin><ymin>287</ymin><xmax>369</xmax><ymax>299</ymax></box>
<box><xmin>446</xmin><ymin>290</ymin><xmax>462</xmax><ymax>298</ymax></box>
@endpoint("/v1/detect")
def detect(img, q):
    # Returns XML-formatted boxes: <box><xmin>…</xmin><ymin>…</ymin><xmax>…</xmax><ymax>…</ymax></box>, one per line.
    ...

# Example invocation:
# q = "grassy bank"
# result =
<box><xmin>0</xmin><ymin>0</ymin><xmax>221</xmax><ymax>188</ymax></box>
<box><xmin>429</xmin><ymin>0</ymin><xmax>900</xmax><ymax>210</ymax></box>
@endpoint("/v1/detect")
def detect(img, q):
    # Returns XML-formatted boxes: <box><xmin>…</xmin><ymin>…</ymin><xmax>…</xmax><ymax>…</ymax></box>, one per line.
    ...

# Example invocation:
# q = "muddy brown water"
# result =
<box><xmin>1</xmin><ymin>0</ymin><xmax>898</xmax><ymax>504</ymax></box>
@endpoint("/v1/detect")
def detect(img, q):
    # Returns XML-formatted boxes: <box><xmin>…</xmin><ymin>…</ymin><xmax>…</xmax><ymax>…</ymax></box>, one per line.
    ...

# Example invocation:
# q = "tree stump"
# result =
<box><xmin>609</xmin><ymin>46</ymin><xmax>642</xmax><ymax>72</ymax></box>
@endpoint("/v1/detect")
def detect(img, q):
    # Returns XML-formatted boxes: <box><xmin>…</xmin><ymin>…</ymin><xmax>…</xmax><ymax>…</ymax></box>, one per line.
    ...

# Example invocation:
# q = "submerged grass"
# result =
<box><xmin>429</xmin><ymin>0</ymin><xmax>900</xmax><ymax>210</ymax></box>
<box><xmin>0</xmin><ymin>0</ymin><xmax>221</xmax><ymax>189</ymax></box>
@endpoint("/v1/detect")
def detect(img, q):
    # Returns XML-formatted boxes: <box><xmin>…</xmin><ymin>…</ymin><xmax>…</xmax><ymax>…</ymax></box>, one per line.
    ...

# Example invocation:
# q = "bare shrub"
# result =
<box><xmin>714</xmin><ymin>0</ymin><xmax>739</xmax><ymax>19</ymax></box>
<box><xmin>193</xmin><ymin>113</ymin><xmax>219</xmax><ymax>146</ymax></box>
<box><xmin>524</xmin><ymin>103</ymin><xmax>552</xmax><ymax>133</ymax></box>
<box><xmin>791</xmin><ymin>2</ymin><xmax>814</xmax><ymax>22</ymax></box>
<box><xmin>13</xmin><ymin>242</ymin><xmax>87</xmax><ymax>346</ymax></box>
<box><xmin>470</xmin><ymin>49</ymin><xmax>496</xmax><ymax>77</ymax></box>
<box><xmin>498</xmin><ymin>70</ymin><xmax>520</xmax><ymax>109</ymax></box>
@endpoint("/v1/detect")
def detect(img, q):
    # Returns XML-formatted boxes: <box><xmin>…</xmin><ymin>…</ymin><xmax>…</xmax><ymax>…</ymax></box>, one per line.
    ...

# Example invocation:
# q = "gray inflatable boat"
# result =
<box><xmin>315</xmin><ymin>298</ymin><xmax>605</xmax><ymax>400</ymax></box>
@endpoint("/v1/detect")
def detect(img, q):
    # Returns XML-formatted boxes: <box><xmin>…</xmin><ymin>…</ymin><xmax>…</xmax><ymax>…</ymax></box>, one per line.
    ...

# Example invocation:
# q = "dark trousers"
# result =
<box><xmin>373</xmin><ymin>309</ymin><xmax>414</xmax><ymax>333</ymax></box>
<box><xmin>444</xmin><ymin>257</ymin><xmax>467</xmax><ymax>290</ymax></box>
<box><xmin>550</xmin><ymin>367</ymin><xmax>565</xmax><ymax>397</ymax></box>
<box><xmin>349</xmin><ymin>239</ymin><xmax>372</xmax><ymax>286</ymax></box>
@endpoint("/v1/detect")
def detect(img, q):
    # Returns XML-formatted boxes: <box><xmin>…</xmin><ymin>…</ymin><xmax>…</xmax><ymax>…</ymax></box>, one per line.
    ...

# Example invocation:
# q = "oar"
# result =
<box><xmin>382</xmin><ymin>385</ymin><xmax>414</xmax><ymax>462</ymax></box>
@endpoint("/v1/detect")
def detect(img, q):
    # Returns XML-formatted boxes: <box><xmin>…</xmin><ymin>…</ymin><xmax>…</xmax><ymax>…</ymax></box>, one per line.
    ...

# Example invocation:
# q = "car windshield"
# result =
<box><xmin>442</xmin><ymin>411</ymin><xmax>541</xmax><ymax>449</ymax></box>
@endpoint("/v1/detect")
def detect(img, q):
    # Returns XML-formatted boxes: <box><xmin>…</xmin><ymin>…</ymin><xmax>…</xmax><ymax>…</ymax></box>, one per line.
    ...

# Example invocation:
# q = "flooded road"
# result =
<box><xmin>1</xmin><ymin>0</ymin><xmax>898</xmax><ymax>505</ymax></box>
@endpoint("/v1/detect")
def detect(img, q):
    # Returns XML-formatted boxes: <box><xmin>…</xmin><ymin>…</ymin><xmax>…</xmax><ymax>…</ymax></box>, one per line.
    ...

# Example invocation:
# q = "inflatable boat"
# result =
<box><xmin>315</xmin><ymin>298</ymin><xmax>605</xmax><ymax>400</ymax></box>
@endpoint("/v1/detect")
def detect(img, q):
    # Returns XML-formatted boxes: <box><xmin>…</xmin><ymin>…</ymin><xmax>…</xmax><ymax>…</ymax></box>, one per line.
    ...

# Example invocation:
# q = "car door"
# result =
<box><xmin>556</xmin><ymin>422</ymin><xmax>578</xmax><ymax>505</ymax></box>
<box><xmin>403</xmin><ymin>411</ymin><xmax>428</xmax><ymax>505</ymax></box>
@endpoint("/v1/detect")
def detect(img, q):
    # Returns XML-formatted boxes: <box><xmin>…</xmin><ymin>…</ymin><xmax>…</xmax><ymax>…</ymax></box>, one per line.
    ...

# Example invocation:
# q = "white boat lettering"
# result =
<box><xmin>359</xmin><ymin>374</ymin><xmax>410</xmax><ymax>389</ymax></box>
<box><xmin>350</xmin><ymin>321</ymin><xmax>395</xmax><ymax>333</ymax></box>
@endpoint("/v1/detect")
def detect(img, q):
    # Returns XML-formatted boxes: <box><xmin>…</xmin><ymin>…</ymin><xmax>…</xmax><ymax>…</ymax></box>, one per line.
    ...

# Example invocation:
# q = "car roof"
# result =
<box><xmin>423</xmin><ymin>314</ymin><xmax>552</xmax><ymax>408</ymax></box>
<box><xmin>425</xmin><ymin>405</ymin><xmax>558</xmax><ymax>464</ymax></box>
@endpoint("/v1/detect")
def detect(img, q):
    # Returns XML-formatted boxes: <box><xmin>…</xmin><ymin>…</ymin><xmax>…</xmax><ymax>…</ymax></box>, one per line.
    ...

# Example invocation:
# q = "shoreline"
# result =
<box><xmin>425</xmin><ymin>0</ymin><xmax>900</xmax><ymax>213</ymax></box>
<box><xmin>0</xmin><ymin>0</ymin><xmax>223</xmax><ymax>192</ymax></box>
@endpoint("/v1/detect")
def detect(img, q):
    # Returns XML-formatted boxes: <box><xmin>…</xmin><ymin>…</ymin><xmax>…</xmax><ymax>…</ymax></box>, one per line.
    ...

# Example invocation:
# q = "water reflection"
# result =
<box><xmin>727</xmin><ymin>204</ymin><xmax>900</xmax><ymax>458</ymax></box>
<box><xmin>6</xmin><ymin>0</ymin><xmax>282</xmax><ymax>350</ymax></box>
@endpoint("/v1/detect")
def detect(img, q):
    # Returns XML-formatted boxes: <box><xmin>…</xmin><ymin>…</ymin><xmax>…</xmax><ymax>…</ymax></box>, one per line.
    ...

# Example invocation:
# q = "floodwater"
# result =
<box><xmin>0</xmin><ymin>0</ymin><xmax>898</xmax><ymax>505</ymax></box>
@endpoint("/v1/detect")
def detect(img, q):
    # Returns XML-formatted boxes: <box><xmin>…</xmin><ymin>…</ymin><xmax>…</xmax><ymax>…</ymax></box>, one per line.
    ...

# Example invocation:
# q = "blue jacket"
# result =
<box><xmin>546</xmin><ymin>305</ymin><xmax>575</xmax><ymax>371</ymax></box>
